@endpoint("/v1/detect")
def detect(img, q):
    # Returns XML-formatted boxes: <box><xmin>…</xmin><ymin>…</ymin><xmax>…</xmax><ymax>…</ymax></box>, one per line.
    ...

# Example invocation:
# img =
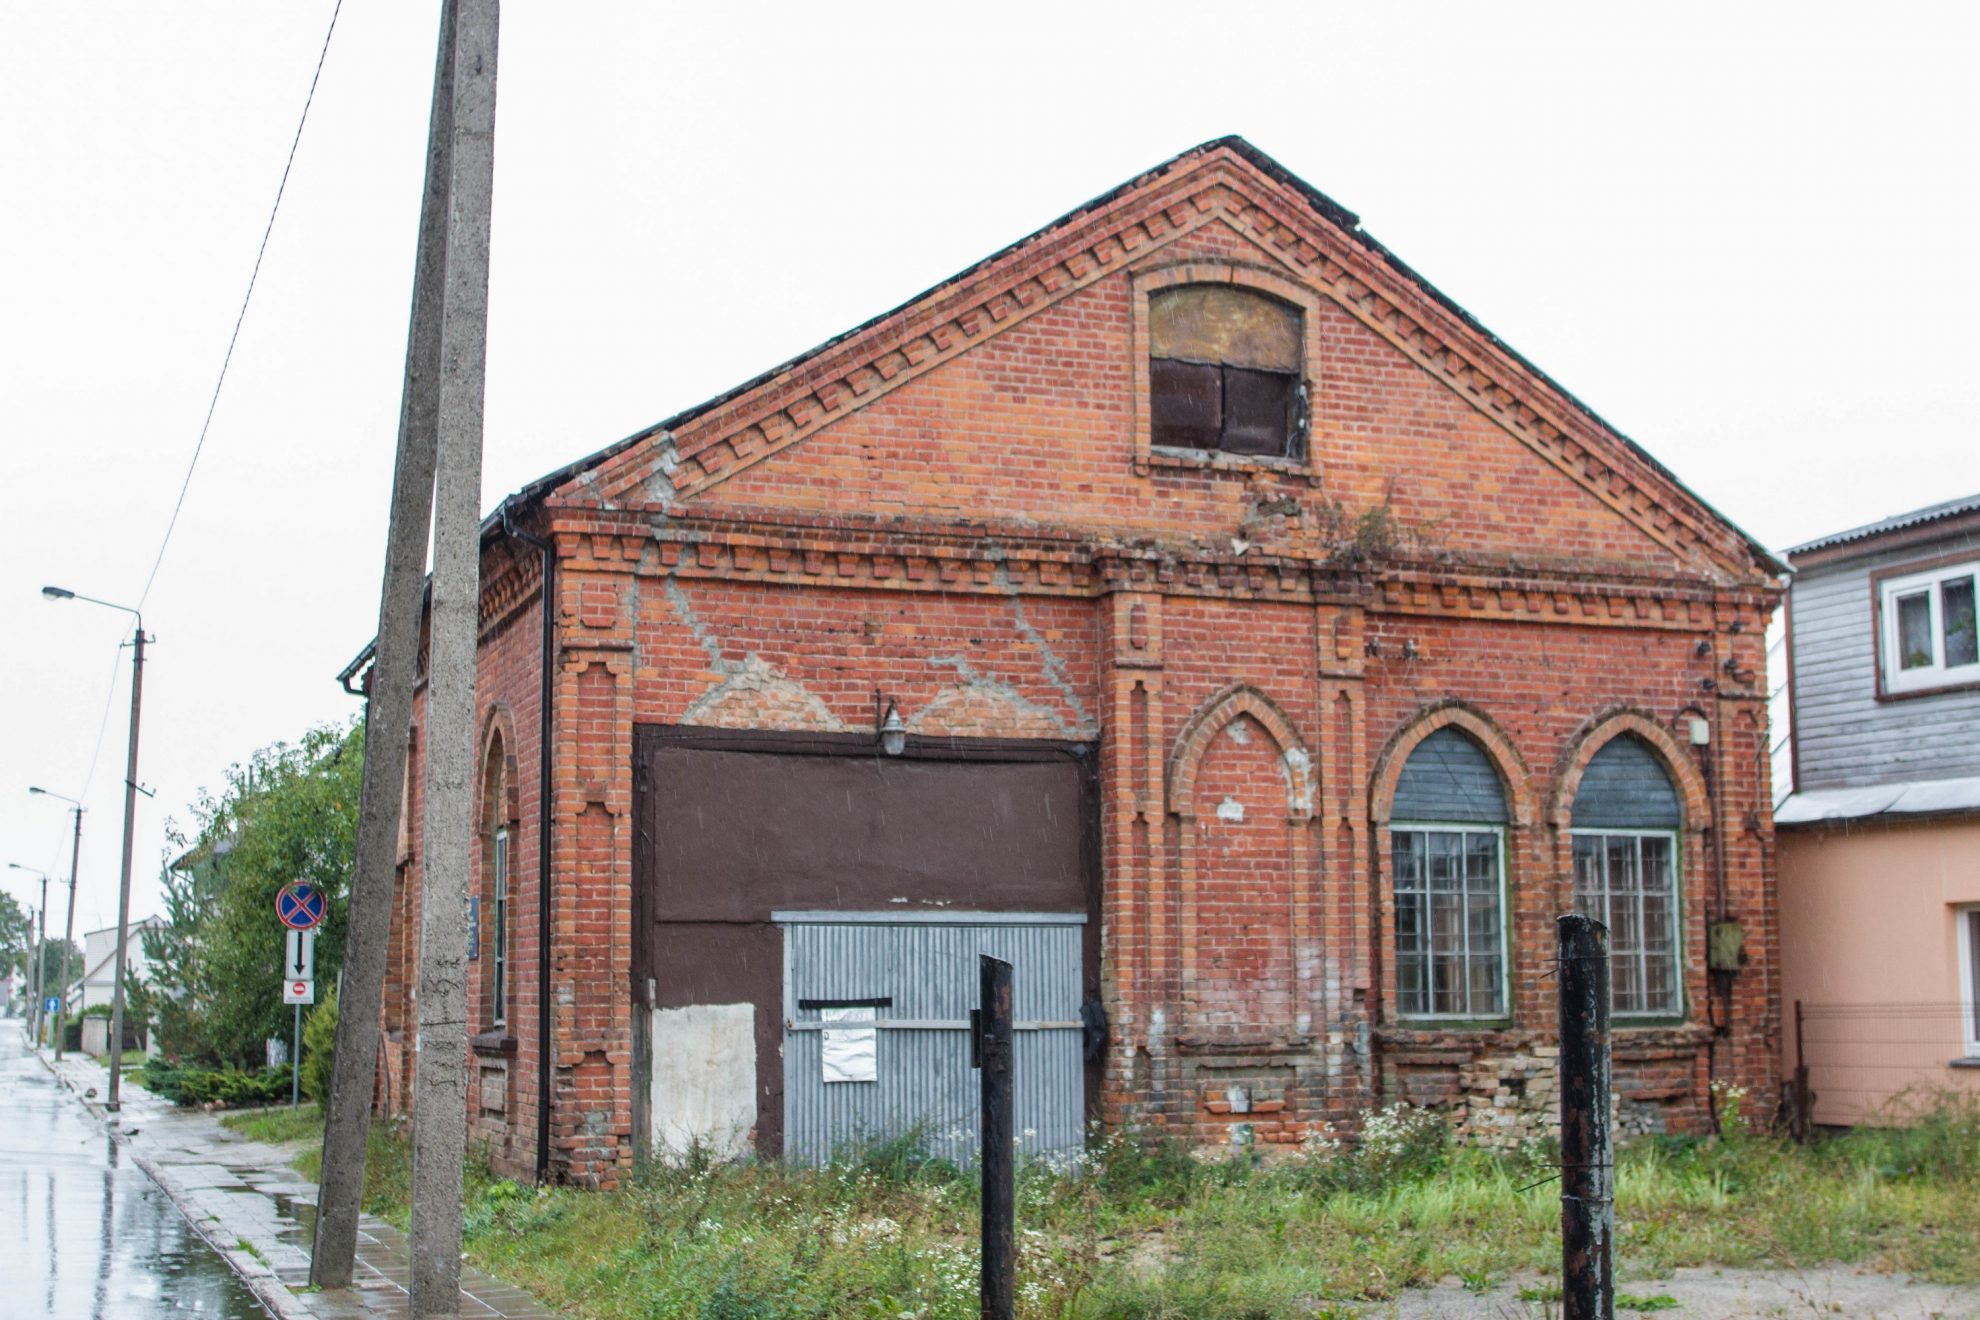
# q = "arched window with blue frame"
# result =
<box><xmin>1390</xmin><ymin>727</ymin><xmax>1510</xmax><ymax>1021</ymax></box>
<box><xmin>1570</xmin><ymin>734</ymin><xmax>1683</xmax><ymax>1017</ymax></box>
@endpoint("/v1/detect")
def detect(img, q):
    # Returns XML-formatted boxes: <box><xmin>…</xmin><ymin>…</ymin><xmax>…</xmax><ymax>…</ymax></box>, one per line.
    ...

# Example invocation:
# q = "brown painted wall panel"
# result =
<box><xmin>648</xmin><ymin>922</ymin><xmax>784</xmax><ymax>1151</ymax></box>
<box><xmin>645</xmin><ymin>744</ymin><xmax>1088</xmax><ymax>921</ymax></box>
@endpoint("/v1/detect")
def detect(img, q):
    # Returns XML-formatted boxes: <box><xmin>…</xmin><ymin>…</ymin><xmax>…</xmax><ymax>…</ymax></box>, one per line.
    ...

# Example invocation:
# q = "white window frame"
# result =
<box><xmin>491</xmin><ymin>826</ymin><xmax>509</xmax><ymax>1028</ymax></box>
<box><xmin>1570</xmin><ymin>828</ymin><xmax>1684</xmax><ymax>1020</ymax></box>
<box><xmin>1390</xmin><ymin>823</ymin><xmax>1511</xmax><ymax>1022</ymax></box>
<box><xmin>1959</xmin><ymin>905</ymin><xmax>1980</xmax><ymax>1059</ymax></box>
<box><xmin>1879</xmin><ymin>559</ymin><xmax>1980</xmax><ymax>695</ymax></box>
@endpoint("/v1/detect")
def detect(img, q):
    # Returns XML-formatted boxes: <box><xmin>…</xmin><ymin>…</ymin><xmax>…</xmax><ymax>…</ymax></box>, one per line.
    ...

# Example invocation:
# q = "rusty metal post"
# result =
<box><xmin>976</xmin><ymin>955</ymin><xmax>1015</xmax><ymax>1320</ymax></box>
<box><xmin>1558</xmin><ymin>913</ymin><xmax>1613</xmax><ymax>1320</ymax></box>
<box><xmin>1789</xmin><ymin>999</ymin><xmax>1813</xmax><ymax>1143</ymax></box>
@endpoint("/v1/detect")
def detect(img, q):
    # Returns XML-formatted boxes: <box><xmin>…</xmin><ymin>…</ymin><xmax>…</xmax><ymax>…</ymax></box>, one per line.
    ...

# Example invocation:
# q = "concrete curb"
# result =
<box><xmin>33</xmin><ymin>1047</ymin><xmax>311</xmax><ymax>1320</ymax></box>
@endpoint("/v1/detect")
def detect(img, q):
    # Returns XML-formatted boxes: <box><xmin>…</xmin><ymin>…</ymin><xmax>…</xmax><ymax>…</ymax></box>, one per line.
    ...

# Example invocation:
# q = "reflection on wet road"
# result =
<box><xmin>0</xmin><ymin>1019</ymin><xmax>268</xmax><ymax>1318</ymax></box>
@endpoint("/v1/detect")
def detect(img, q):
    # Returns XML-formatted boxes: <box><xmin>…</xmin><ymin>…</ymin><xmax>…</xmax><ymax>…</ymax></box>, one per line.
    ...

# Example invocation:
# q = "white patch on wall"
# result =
<box><xmin>1217</xmin><ymin>797</ymin><xmax>1246</xmax><ymax>823</ymax></box>
<box><xmin>1283</xmin><ymin>748</ymin><xmax>1315</xmax><ymax>813</ymax></box>
<box><xmin>1225</xmin><ymin>720</ymin><xmax>1252</xmax><ymax>744</ymax></box>
<box><xmin>821</xmin><ymin>1006</ymin><xmax>878</xmax><ymax>1084</ymax></box>
<box><xmin>651</xmin><ymin>1003</ymin><xmax>756</xmax><ymax>1162</ymax></box>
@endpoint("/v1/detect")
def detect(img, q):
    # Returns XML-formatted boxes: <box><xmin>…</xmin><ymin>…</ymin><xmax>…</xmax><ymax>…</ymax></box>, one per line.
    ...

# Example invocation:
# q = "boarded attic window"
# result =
<box><xmin>1149</xmin><ymin>285</ymin><xmax>1305</xmax><ymax>458</ymax></box>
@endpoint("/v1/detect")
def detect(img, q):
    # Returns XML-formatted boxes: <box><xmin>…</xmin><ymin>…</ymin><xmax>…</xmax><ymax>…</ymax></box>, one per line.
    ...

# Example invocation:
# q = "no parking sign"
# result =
<box><xmin>276</xmin><ymin>882</ymin><xmax>327</xmax><ymax>930</ymax></box>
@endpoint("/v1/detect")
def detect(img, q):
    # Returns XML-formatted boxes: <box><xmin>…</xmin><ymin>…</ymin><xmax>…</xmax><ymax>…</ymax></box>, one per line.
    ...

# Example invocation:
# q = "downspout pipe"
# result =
<box><xmin>501</xmin><ymin>498</ymin><xmax>557</xmax><ymax>1183</ymax></box>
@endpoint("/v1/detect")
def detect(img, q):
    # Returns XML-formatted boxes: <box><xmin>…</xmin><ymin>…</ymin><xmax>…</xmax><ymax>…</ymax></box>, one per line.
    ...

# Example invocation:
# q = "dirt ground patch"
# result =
<box><xmin>1373</xmin><ymin>1265</ymin><xmax>1980</xmax><ymax>1318</ymax></box>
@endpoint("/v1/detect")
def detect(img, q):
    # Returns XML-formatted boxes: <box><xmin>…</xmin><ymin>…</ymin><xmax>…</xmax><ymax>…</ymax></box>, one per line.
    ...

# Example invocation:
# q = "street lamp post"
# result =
<box><xmin>30</xmin><ymin>789</ymin><xmax>85</xmax><ymax>1061</ymax></box>
<box><xmin>6</xmin><ymin>865</ymin><xmax>50</xmax><ymax>1044</ymax></box>
<box><xmin>41</xmin><ymin>587</ymin><xmax>146</xmax><ymax>1110</ymax></box>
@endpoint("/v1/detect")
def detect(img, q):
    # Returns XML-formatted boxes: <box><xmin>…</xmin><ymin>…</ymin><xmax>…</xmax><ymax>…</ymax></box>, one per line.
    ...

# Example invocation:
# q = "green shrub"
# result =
<box><xmin>301</xmin><ymin>985</ymin><xmax>337</xmax><ymax>1103</ymax></box>
<box><xmin>136</xmin><ymin>1058</ymin><xmax>292</xmax><ymax>1108</ymax></box>
<box><xmin>1294</xmin><ymin>1101</ymin><xmax>1450</xmax><ymax>1194</ymax></box>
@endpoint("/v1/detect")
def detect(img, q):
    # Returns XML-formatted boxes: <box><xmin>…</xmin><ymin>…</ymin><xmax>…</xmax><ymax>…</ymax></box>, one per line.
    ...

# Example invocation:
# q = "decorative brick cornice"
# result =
<box><xmin>567</xmin><ymin>145</ymin><xmax>1765</xmax><ymax>583</ymax></box>
<box><xmin>477</xmin><ymin>551</ymin><xmax>542</xmax><ymax>641</ymax></box>
<box><xmin>536</xmin><ymin>507</ymin><xmax>1776</xmax><ymax>633</ymax></box>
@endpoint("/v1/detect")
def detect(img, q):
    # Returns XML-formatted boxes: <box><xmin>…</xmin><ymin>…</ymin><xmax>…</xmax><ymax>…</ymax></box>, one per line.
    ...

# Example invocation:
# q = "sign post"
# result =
<box><xmin>277</xmin><ymin>884</ymin><xmax>327</xmax><ymax>1110</ymax></box>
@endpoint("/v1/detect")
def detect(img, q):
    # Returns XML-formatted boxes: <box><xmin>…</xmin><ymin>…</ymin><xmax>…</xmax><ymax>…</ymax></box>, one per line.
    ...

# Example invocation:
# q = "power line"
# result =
<box><xmin>137</xmin><ymin>0</ymin><xmax>346</xmax><ymax>609</ymax></box>
<box><xmin>77</xmin><ymin>644</ymin><xmax>127</xmax><ymax>801</ymax></box>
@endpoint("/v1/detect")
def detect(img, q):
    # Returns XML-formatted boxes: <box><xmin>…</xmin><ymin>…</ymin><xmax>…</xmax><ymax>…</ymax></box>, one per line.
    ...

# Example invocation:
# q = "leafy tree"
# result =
<box><xmin>31</xmin><ymin>937</ymin><xmax>83</xmax><ymax>1004</ymax></box>
<box><xmin>0</xmin><ymin>892</ymin><xmax>30</xmax><ymax>979</ymax></box>
<box><xmin>144</xmin><ymin>719</ymin><xmax>362</xmax><ymax>1068</ymax></box>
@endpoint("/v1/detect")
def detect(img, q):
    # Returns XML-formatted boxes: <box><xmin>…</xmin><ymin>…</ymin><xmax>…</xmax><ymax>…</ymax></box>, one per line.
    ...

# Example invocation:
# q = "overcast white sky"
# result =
<box><xmin>3</xmin><ymin>2</ymin><xmax>1976</xmax><ymax>937</ymax></box>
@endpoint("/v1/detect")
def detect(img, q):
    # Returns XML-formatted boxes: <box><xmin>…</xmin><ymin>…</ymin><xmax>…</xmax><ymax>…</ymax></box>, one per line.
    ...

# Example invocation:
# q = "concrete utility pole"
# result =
<box><xmin>106</xmin><ymin>623</ymin><xmax>147</xmax><ymax>1112</ymax></box>
<box><xmin>409</xmin><ymin>0</ymin><xmax>498</xmax><ymax>1313</ymax></box>
<box><xmin>30</xmin><ymin>793</ymin><xmax>85</xmax><ymax>1060</ymax></box>
<box><xmin>58</xmin><ymin>812</ymin><xmax>80</xmax><ymax>1058</ymax></box>
<box><xmin>310</xmin><ymin>0</ymin><xmax>457</xmax><ymax>1288</ymax></box>
<box><xmin>34</xmin><ymin>881</ymin><xmax>46</xmax><ymax>1041</ymax></box>
<box><xmin>7</xmin><ymin>866</ymin><xmax>49</xmax><ymax>1043</ymax></box>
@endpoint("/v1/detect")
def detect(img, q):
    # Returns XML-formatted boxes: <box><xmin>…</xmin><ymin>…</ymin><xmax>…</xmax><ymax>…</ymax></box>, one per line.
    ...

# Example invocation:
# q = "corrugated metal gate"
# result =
<box><xmin>779</xmin><ymin>911</ymin><xmax>1085</xmax><ymax>1166</ymax></box>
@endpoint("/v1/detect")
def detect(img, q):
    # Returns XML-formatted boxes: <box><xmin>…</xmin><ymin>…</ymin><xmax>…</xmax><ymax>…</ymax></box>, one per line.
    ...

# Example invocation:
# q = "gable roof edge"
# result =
<box><xmin>508</xmin><ymin>136</ymin><xmax>1785</xmax><ymax>580</ymax></box>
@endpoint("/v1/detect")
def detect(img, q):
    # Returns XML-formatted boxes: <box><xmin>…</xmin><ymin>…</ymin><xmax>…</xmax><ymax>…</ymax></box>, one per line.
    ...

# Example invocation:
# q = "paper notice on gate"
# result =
<box><xmin>820</xmin><ymin>1006</ymin><xmax>877</xmax><ymax>1084</ymax></box>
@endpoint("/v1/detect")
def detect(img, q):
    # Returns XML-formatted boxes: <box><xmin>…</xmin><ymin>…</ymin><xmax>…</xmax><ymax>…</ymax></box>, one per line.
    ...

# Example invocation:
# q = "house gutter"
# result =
<box><xmin>501</xmin><ymin>498</ymin><xmax>557</xmax><ymax>1183</ymax></box>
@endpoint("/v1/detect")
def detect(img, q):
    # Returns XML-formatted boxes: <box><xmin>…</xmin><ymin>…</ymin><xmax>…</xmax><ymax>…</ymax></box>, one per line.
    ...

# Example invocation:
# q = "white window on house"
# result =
<box><xmin>1570</xmin><ymin>734</ymin><xmax>1685</xmax><ymax>1018</ymax></box>
<box><xmin>1390</xmin><ymin>727</ymin><xmax>1511</xmax><ymax>1021</ymax></box>
<box><xmin>1960</xmin><ymin>906</ymin><xmax>1980</xmax><ymax>1059</ymax></box>
<box><xmin>1880</xmin><ymin>560</ymin><xmax>1980</xmax><ymax>695</ymax></box>
<box><xmin>492</xmin><ymin>826</ymin><xmax>509</xmax><ymax>1028</ymax></box>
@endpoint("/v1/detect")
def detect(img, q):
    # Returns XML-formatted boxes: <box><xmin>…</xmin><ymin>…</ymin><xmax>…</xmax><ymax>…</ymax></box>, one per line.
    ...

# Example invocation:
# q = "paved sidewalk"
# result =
<box><xmin>38</xmin><ymin>1049</ymin><xmax>557</xmax><ymax>1319</ymax></box>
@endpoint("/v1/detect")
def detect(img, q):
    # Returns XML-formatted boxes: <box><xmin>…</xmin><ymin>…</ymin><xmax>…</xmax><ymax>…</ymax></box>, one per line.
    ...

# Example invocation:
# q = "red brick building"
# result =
<box><xmin>359</xmin><ymin>138</ymin><xmax>1785</xmax><ymax>1185</ymax></box>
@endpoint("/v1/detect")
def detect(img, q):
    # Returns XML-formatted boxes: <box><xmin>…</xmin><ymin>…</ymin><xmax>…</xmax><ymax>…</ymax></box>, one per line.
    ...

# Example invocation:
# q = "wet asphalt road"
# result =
<box><xmin>0</xmin><ymin>1019</ymin><xmax>268</xmax><ymax>1318</ymax></box>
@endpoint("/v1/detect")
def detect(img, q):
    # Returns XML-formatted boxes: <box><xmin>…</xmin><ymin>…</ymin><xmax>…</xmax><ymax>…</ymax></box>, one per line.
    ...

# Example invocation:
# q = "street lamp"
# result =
<box><xmin>42</xmin><ymin>586</ymin><xmax>147</xmax><ymax>1112</ymax></box>
<box><xmin>29</xmin><ymin>788</ymin><xmax>85</xmax><ymax>1062</ymax></box>
<box><xmin>6</xmin><ymin>864</ymin><xmax>50</xmax><ymax>1046</ymax></box>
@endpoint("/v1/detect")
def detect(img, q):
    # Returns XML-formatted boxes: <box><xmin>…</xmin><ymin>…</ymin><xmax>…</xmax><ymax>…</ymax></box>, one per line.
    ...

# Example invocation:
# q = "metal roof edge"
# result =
<box><xmin>1784</xmin><ymin>493</ymin><xmax>1980</xmax><ymax>560</ymax></box>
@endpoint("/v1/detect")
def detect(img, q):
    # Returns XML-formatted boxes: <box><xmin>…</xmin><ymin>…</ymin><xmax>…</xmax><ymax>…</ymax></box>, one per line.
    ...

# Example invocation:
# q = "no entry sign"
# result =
<box><xmin>276</xmin><ymin>882</ymin><xmax>327</xmax><ymax>930</ymax></box>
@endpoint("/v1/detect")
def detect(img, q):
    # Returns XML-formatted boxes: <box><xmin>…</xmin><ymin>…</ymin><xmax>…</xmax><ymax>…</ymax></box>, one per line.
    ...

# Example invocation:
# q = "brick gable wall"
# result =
<box><xmin>381</xmin><ymin>145</ymin><xmax>1780</xmax><ymax>1183</ymax></box>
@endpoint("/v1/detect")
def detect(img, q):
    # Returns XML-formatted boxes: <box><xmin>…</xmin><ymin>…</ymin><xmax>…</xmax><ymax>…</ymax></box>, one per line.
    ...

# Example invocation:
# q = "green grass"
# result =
<box><xmin>219</xmin><ymin>1103</ymin><xmax>325</xmax><ymax>1146</ymax></box>
<box><xmin>249</xmin><ymin>1095</ymin><xmax>1980</xmax><ymax>1319</ymax></box>
<box><xmin>225</xmin><ymin>1105</ymin><xmax>420</xmax><ymax>1229</ymax></box>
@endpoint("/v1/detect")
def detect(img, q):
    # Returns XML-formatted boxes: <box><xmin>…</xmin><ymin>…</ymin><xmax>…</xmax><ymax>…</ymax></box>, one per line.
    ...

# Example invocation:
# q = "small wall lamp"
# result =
<box><xmin>874</xmin><ymin>691</ymin><xmax>907</xmax><ymax>756</ymax></box>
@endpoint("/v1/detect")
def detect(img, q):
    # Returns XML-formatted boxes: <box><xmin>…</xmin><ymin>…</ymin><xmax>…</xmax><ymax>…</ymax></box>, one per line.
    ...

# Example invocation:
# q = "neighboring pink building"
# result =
<box><xmin>1777</xmin><ymin>494</ymin><xmax>1980</xmax><ymax>1124</ymax></box>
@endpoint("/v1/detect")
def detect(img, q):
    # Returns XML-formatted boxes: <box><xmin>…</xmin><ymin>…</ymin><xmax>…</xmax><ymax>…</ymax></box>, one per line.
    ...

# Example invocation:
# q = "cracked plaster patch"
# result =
<box><xmin>665</xmin><ymin>575</ymin><xmax>845</xmax><ymax>732</ymax></box>
<box><xmin>921</xmin><ymin>658</ymin><xmax>1075</xmax><ymax>738</ymax></box>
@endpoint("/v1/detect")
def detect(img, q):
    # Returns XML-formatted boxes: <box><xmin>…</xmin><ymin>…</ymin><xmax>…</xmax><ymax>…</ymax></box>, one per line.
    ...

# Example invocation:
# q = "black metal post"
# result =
<box><xmin>977</xmin><ymin>955</ymin><xmax>1014</xmax><ymax>1320</ymax></box>
<box><xmin>1558</xmin><ymin>913</ymin><xmax>1613</xmax><ymax>1320</ymax></box>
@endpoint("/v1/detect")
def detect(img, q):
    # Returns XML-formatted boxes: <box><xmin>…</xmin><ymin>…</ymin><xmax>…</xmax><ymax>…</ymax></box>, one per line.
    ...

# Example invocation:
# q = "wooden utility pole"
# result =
<box><xmin>309</xmin><ymin>0</ymin><xmax>456</xmax><ymax>1289</ymax></box>
<box><xmin>1558</xmin><ymin>913</ymin><xmax>1614</xmax><ymax>1320</ymax></box>
<box><xmin>409</xmin><ymin>0</ymin><xmax>498</xmax><ymax>1312</ymax></box>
